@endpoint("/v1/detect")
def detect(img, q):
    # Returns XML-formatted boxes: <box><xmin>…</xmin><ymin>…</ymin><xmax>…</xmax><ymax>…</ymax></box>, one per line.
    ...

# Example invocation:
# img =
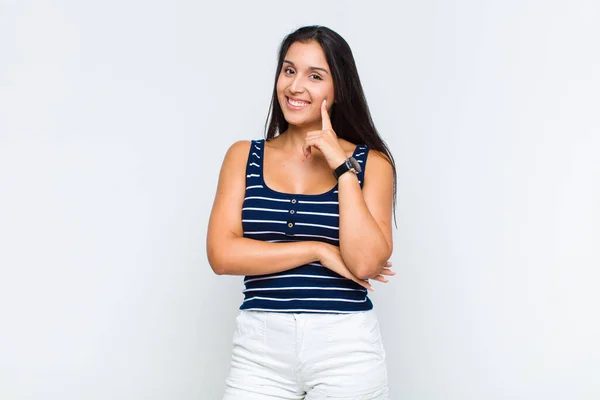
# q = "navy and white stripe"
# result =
<box><xmin>240</xmin><ymin>138</ymin><xmax>372</xmax><ymax>314</ymax></box>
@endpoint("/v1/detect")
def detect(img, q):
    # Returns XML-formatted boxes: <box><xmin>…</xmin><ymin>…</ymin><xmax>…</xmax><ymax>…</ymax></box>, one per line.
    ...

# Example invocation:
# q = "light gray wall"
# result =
<box><xmin>1</xmin><ymin>0</ymin><xmax>599</xmax><ymax>399</ymax></box>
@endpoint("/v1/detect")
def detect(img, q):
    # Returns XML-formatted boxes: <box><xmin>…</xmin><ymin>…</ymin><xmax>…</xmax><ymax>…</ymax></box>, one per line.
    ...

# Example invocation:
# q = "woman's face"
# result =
<box><xmin>276</xmin><ymin>40</ymin><xmax>335</xmax><ymax>129</ymax></box>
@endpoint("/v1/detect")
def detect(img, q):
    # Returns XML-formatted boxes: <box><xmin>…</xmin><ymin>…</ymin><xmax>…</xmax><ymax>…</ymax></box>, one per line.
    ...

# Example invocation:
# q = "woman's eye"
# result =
<box><xmin>284</xmin><ymin>67</ymin><xmax>295</xmax><ymax>74</ymax></box>
<box><xmin>310</xmin><ymin>74</ymin><xmax>323</xmax><ymax>81</ymax></box>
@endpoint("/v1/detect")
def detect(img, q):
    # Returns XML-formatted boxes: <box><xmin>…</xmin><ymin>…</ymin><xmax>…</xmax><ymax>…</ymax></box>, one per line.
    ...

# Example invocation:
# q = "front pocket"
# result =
<box><xmin>324</xmin><ymin>312</ymin><xmax>386</xmax><ymax>361</ymax></box>
<box><xmin>360</xmin><ymin>311</ymin><xmax>386</xmax><ymax>360</ymax></box>
<box><xmin>232</xmin><ymin>311</ymin><xmax>266</xmax><ymax>355</ymax></box>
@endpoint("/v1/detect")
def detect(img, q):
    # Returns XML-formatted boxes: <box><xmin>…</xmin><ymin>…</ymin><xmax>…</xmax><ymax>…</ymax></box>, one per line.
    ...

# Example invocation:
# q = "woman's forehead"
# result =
<box><xmin>284</xmin><ymin>41</ymin><xmax>329</xmax><ymax>69</ymax></box>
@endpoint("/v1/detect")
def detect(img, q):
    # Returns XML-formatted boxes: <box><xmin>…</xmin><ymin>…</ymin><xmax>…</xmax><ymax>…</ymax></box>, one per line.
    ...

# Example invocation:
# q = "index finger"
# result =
<box><xmin>321</xmin><ymin>99</ymin><xmax>332</xmax><ymax>131</ymax></box>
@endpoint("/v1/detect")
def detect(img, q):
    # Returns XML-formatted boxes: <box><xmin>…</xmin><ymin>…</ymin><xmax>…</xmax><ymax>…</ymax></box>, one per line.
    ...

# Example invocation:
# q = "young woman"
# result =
<box><xmin>207</xmin><ymin>25</ymin><xmax>397</xmax><ymax>400</ymax></box>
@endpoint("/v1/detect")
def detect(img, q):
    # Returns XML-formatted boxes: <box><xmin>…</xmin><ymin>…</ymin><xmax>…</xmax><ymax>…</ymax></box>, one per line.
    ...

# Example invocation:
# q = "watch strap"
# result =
<box><xmin>333</xmin><ymin>157</ymin><xmax>361</xmax><ymax>179</ymax></box>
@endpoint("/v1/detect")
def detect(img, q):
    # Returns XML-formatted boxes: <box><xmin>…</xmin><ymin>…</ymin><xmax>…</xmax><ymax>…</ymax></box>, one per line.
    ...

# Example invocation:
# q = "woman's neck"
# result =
<box><xmin>277</xmin><ymin>122</ymin><xmax>321</xmax><ymax>151</ymax></box>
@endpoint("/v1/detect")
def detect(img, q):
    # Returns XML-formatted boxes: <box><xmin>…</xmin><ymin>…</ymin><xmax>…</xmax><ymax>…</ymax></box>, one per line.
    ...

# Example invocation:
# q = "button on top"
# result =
<box><xmin>288</xmin><ymin>222</ymin><xmax>293</xmax><ymax>228</ymax></box>
<box><xmin>291</xmin><ymin>199</ymin><xmax>297</xmax><ymax>204</ymax></box>
<box><xmin>290</xmin><ymin>210</ymin><xmax>295</xmax><ymax>214</ymax></box>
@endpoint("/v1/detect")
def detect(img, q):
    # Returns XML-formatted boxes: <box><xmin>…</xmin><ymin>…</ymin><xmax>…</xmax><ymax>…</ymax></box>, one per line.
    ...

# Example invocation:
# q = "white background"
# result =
<box><xmin>1</xmin><ymin>0</ymin><xmax>599</xmax><ymax>399</ymax></box>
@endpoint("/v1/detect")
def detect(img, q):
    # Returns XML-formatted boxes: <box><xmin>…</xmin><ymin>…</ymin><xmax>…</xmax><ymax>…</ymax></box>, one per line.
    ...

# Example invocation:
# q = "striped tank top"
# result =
<box><xmin>240</xmin><ymin>138</ymin><xmax>373</xmax><ymax>313</ymax></box>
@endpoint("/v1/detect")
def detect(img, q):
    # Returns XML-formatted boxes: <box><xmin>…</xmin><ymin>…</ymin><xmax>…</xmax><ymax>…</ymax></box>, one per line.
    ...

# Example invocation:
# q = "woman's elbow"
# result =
<box><xmin>210</xmin><ymin>263</ymin><xmax>227</xmax><ymax>275</ymax></box>
<box><xmin>207</xmin><ymin>245</ymin><xmax>227</xmax><ymax>275</ymax></box>
<box><xmin>353</xmin><ymin>260</ymin><xmax>384</xmax><ymax>280</ymax></box>
<box><xmin>354</xmin><ymin>251</ymin><xmax>392</xmax><ymax>280</ymax></box>
<box><xmin>355</xmin><ymin>265</ymin><xmax>381</xmax><ymax>280</ymax></box>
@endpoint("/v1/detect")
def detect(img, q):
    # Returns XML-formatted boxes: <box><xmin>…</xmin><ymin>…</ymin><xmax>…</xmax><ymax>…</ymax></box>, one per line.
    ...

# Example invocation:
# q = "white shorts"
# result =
<box><xmin>223</xmin><ymin>310</ymin><xmax>388</xmax><ymax>400</ymax></box>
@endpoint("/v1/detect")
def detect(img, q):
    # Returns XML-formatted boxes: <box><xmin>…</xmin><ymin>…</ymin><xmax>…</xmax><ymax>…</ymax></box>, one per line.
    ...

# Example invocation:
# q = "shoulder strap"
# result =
<box><xmin>353</xmin><ymin>144</ymin><xmax>369</xmax><ymax>188</ymax></box>
<box><xmin>245</xmin><ymin>139</ymin><xmax>264</xmax><ymax>187</ymax></box>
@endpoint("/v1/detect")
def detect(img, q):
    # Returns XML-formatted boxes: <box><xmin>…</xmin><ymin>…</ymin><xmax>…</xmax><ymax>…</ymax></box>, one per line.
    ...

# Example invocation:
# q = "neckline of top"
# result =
<box><xmin>255</xmin><ymin>138</ymin><xmax>363</xmax><ymax>198</ymax></box>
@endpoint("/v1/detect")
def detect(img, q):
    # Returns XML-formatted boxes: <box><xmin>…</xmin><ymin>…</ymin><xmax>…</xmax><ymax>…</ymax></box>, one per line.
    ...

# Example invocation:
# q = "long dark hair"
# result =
<box><xmin>264</xmin><ymin>25</ymin><xmax>398</xmax><ymax>225</ymax></box>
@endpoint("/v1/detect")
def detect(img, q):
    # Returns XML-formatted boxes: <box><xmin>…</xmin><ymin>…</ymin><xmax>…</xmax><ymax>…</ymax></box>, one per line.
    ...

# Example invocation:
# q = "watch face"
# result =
<box><xmin>349</xmin><ymin>157</ymin><xmax>362</xmax><ymax>173</ymax></box>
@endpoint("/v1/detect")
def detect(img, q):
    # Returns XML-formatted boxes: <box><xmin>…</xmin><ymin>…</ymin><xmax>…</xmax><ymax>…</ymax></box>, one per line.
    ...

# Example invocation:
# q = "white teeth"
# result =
<box><xmin>288</xmin><ymin>98</ymin><xmax>310</xmax><ymax>107</ymax></box>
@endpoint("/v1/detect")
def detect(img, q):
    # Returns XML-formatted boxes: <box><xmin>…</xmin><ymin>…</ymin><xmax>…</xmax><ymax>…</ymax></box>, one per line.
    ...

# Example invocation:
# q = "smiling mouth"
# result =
<box><xmin>286</xmin><ymin>97</ymin><xmax>311</xmax><ymax>107</ymax></box>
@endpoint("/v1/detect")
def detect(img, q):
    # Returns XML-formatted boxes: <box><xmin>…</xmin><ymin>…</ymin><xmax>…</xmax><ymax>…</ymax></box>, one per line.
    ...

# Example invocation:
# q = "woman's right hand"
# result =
<box><xmin>315</xmin><ymin>243</ymin><xmax>394</xmax><ymax>291</ymax></box>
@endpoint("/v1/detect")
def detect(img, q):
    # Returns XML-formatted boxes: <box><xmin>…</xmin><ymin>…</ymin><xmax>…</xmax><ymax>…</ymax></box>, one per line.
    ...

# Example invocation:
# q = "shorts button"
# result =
<box><xmin>290</xmin><ymin>210</ymin><xmax>295</xmax><ymax>214</ymax></box>
<box><xmin>291</xmin><ymin>199</ymin><xmax>297</xmax><ymax>204</ymax></box>
<box><xmin>288</xmin><ymin>222</ymin><xmax>293</xmax><ymax>228</ymax></box>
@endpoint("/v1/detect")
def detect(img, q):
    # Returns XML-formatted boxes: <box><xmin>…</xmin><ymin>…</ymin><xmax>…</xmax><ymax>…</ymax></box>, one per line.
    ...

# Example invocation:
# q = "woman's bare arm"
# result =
<box><xmin>337</xmin><ymin>150</ymin><xmax>394</xmax><ymax>280</ymax></box>
<box><xmin>206</xmin><ymin>140</ymin><xmax>323</xmax><ymax>276</ymax></box>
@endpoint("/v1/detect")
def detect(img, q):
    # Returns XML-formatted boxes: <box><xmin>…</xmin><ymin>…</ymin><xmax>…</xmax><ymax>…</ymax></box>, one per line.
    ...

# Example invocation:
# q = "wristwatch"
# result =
<box><xmin>333</xmin><ymin>157</ymin><xmax>362</xmax><ymax>179</ymax></box>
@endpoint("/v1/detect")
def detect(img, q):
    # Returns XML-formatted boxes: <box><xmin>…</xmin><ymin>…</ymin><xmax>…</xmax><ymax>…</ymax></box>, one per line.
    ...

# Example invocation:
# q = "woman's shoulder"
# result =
<box><xmin>220</xmin><ymin>139</ymin><xmax>260</xmax><ymax>167</ymax></box>
<box><xmin>224</xmin><ymin>140</ymin><xmax>250</xmax><ymax>156</ymax></box>
<box><xmin>225</xmin><ymin>138</ymin><xmax>265</xmax><ymax>155</ymax></box>
<box><xmin>338</xmin><ymin>137</ymin><xmax>361</xmax><ymax>153</ymax></box>
<box><xmin>339</xmin><ymin>138</ymin><xmax>390</xmax><ymax>163</ymax></box>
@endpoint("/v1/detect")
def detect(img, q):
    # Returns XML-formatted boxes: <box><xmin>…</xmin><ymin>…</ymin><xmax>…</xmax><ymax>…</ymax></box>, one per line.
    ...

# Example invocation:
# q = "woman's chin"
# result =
<box><xmin>283</xmin><ymin>115</ymin><xmax>318</xmax><ymax>129</ymax></box>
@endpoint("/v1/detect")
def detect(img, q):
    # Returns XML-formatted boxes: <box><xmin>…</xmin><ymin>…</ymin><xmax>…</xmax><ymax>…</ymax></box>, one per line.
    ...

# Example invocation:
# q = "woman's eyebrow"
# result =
<box><xmin>283</xmin><ymin>60</ymin><xmax>330</xmax><ymax>75</ymax></box>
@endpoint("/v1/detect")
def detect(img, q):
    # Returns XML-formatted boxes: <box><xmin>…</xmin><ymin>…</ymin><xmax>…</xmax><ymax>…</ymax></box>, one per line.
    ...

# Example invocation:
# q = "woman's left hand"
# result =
<box><xmin>302</xmin><ymin>100</ymin><xmax>348</xmax><ymax>170</ymax></box>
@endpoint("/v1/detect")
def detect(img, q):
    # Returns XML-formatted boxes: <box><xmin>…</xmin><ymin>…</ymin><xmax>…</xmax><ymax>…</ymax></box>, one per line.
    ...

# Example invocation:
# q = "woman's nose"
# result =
<box><xmin>289</xmin><ymin>76</ymin><xmax>305</xmax><ymax>94</ymax></box>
